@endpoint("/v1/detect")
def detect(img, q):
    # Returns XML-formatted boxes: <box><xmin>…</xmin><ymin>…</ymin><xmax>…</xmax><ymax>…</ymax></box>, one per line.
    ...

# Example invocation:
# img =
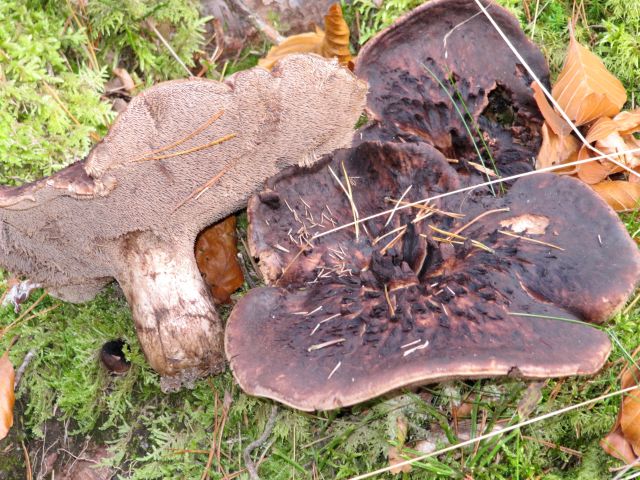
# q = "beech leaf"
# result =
<box><xmin>195</xmin><ymin>216</ymin><xmax>244</xmax><ymax>304</ymax></box>
<box><xmin>536</xmin><ymin>123</ymin><xmax>580</xmax><ymax>171</ymax></box>
<box><xmin>591</xmin><ymin>181</ymin><xmax>640</xmax><ymax>212</ymax></box>
<box><xmin>551</xmin><ymin>28</ymin><xmax>626</xmax><ymax>125</ymax></box>
<box><xmin>259</xmin><ymin>4</ymin><xmax>351</xmax><ymax>70</ymax></box>
<box><xmin>0</xmin><ymin>352</ymin><xmax>15</xmax><ymax>441</ymax></box>
<box><xmin>601</xmin><ymin>363</ymin><xmax>640</xmax><ymax>463</ymax></box>
<box><xmin>531</xmin><ymin>82</ymin><xmax>571</xmax><ymax>136</ymax></box>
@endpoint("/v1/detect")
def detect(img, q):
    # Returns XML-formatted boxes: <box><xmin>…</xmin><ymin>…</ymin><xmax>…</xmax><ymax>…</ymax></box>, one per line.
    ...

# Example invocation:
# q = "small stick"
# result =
<box><xmin>14</xmin><ymin>349</ymin><xmax>36</xmax><ymax>389</ymax></box>
<box><xmin>498</xmin><ymin>230</ymin><xmax>564</xmax><ymax>251</ymax></box>
<box><xmin>384</xmin><ymin>284</ymin><xmax>395</xmax><ymax>317</ymax></box>
<box><xmin>379</xmin><ymin>229</ymin><xmax>406</xmax><ymax>255</ymax></box>
<box><xmin>227</xmin><ymin>0</ymin><xmax>285</xmax><ymax>45</ymax></box>
<box><xmin>401</xmin><ymin>339</ymin><xmax>422</xmax><ymax>349</ymax></box>
<box><xmin>373</xmin><ymin>225</ymin><xmax>407</xmax><ymax>245</ymax></box>
<box><xmin>148</xmin><ymin>21</ymin><xmax>192</xmax><ymax>76</ymax></box>
<box><xmin>384</xmin><ymin>185</ymin><xmax>412</xmax><ymax>227</ymax></box>
<box><xmin>328</xmin><ymin>164</ymin><xmax>360</xmax><ymax>240</ymax></box>
<box><xmin>308</xmin><ymin>338</ymin><xmax>346</xmax><ymax>352</ymax></box>
<box><xmin>243</xmin><ymin>405</ymin><xmax>279</xmax><ymax>480</ymax></box>
<box><xmin>327</xmin><ymin>361</ymin><xmax>342</xmax><ymax>380</ymax></box>
<box><xmin>403</xmin><ymin>339</ymin><xmax>429</xmax><ymax>357</ymax></box>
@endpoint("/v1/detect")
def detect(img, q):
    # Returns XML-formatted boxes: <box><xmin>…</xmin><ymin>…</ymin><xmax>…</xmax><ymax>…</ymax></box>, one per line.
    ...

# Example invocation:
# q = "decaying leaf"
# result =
<box><xmin>388</xmin><ymin>446</ymin><xmax>412</xmax><ymax>474</ymax></box>
<box><xmin>531</xmin><ymin>82</ymin><xmax>570</xmax><ymax>136</ymax></box>
<box><xmin>592</xmin><ymin>181</ymin><xmax>640</xmax><ymax>212</ymax></box>
<box><xmin>259</xmin><ymin>3</ymin><xmax>351</xmax><ymax>70</ymax></box>
<box><xmin>601</xmin><ymin>362</ymin><xmax>640</xmax><ymax>463</ymax></box>
<box><xmin>0</xmin><ymin>352</ymin><xmax>15</xmax><ymax>441</ymax></box>
<box><xmin>552</xmin><ymin>27</ymin><xmax>626</xmax><ymax>125</ymax></box>
<box><xmin>535</xmin><ymin>31</ymin><xmax>640</xmax><ymax>208</ymax></box>
<box><xmin>536</xmin><ymin>123</ymin><xmax>579</xmax><ymax>171</ymax></box>
<box><xmin>195</xmin><ymin>216</ymin><xmax>244</xmax><ymax>304</ymax></box>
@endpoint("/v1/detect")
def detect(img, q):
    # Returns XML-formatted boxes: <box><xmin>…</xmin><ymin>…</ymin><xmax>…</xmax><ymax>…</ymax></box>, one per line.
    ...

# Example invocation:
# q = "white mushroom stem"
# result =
<box><xmin>114</xmin><ymin>232</ymin><xmax>224</xmax><ymax>391</ymax></box>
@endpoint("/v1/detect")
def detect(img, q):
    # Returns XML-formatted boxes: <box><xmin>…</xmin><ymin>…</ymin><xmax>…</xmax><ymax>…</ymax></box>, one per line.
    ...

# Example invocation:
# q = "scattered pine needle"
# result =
<box><xmin>133</xmin><ymin>110</ymin><xmax>225</xmax><ymax>162</ymax></box>
<box><xmin>498</xmin><ymin>229</ymin><xmax>565</xmax><ymax>251</ymax></box>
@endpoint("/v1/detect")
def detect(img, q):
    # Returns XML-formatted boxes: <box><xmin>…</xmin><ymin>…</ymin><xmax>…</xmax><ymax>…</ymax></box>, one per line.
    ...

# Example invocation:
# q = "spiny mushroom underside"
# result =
<box><xmin>0</xmin><ymin>55</ymin><xmax>367</xmax><ymax>390</ymax></box>
<box><xmin>226</xmin><ymin>141</ymin><xmax>640</xmax><ymax>411</ymax></box>
<box><xmin>354</xmin><ymin>0</ymin><xmax>549</xmax><ymax>179</ymax></box>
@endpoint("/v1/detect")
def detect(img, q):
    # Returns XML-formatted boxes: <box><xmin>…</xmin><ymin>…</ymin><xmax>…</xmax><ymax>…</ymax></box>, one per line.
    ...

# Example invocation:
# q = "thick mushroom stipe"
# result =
<box><xmin>354</xmin><ymin>0</ymin><xmax>549</xmax><ymax>178</ymax></box>
<box><xmin>226</xmin><ymin>140</ymin><xmax>640</xmax><ymax>411</ymax></box>
<box><xmin>0</xmin><ymin>55</ymin><xmax>367</xmax><ymax>390</ymax></box>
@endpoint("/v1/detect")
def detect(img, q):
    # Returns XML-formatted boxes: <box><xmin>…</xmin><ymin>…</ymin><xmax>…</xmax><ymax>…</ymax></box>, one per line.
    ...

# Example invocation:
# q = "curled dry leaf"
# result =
<box><xmin>536</xmin><ymin>123</ymin><xmax>579</xmax><ymax>171</ymax></box>
<box><xmin>259</xmin><ymin>3</ymin><xmax>351</xmax><ymax>70</ymax></box>
<box><xmin>601</xmin><ymin>363</ymin><xmax>640</xmax><ymax>463</ymax></box>
<box><xmin>552</xmin><ymin>28</ymin><xmax>626</xmax><ymax>125</ymax></box>
<box><xmin>0</xmin><ymin>352</ymin><xmax>15</xmax><ymax>440</ymax></box>
<box><xmin>592</xmin><ymin>181</ymin><xmax>640</xmax><ymax>212</ymax></box>
<box><xmin>195</xmin><ymin>216</ymin><xmax>244</xmax><ymax>304</ymax></box>
<box><xmin>112</xmin><ymin>67</ymin><xmax>135</xmax><ymax>94</ymax></box>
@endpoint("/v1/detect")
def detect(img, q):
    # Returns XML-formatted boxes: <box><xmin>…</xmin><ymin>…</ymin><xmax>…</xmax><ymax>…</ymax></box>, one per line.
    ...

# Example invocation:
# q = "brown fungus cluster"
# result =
<box><xmin>225</xmin><ymin>0</ymin><xmax>640</xmax><ymax>411</ymax></box>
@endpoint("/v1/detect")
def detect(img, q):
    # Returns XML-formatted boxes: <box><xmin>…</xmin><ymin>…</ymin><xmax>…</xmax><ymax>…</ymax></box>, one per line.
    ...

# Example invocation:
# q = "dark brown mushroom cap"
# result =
<box><xmin>226</xmin><ymin>141</ymin><xmax>640</xmax><ymax>411</ymax></box>
<box><xmin>354</xmin><ymin>0</ymin><xmax>549</xmax><ymax>178</ymax></box>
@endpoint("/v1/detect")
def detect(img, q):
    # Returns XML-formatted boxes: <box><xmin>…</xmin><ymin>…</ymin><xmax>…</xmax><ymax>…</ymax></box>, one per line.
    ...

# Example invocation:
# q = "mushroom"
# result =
<box><xmin>354</xmin><ymin>0</ymin><xmax>549</xmax><ymax>178</ymax></box>
<box><xmin>0</xmin><ymin>55</ymin><xmax>367</xmax><ymax>390</ymax></box>
<box><xmin>225</xmin><ymin>140</ymin><xmax>640</xmax><ymax>410</ymax></box>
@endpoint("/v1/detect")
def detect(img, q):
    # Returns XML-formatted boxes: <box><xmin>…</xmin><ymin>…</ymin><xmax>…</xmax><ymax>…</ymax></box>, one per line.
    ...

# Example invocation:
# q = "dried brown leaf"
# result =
<box><xmin>613</xmin><ymin>109</ymin><xmax>640</xmax><ymax>136</ymax></box>
<box><xmin>536</xmin><ymin>123</ymin><xmax>580</xmax><ymax>171</ymax></box>
<box><xmin>387</xmin><ymin>446</ymin><xmax>412</xmax><ymax>474</ymax></box>
<box><xmin>531</xmin><ymin>82</ymin><xmax>571</xmax><ymax>135</ymax></box>
<box><xmin>601</xmin><ymin>363</ymin><xmax>640</xmax><ymax>463</ymax></box>
<box><xmin>552</xmin><ymin>29</ymin><xmax>626</xmax><ymax>125</ymax></box>
<box><xmin>112</xmin><ymin>67</ymin><xmax>135</xmax><ymax>93</ymax></box>
<box><xmin>0</xmin><ymin>352</ymin><xmax>15</xmax><ymax>440</ymax></box>
<box><xmin>259</xmin><ymin>3</ymin><xmax>351</xmax><ymax>70</ymax></box>
<box><xmin>591</xmin><ymin>181</ymin><xmax>640</xmax><ymax>211</ymax></box>
<box><xmin>195</xmin><ymin>216</ymin><xmax>244</xmax><ymax>304</ymax></box>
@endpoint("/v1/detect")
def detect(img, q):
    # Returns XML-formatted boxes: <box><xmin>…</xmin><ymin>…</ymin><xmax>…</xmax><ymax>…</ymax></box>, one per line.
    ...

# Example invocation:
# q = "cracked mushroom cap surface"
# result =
<box><xmin>354</xmin><ymin>0</ymin><xmax>549</xmax><ymax>178</ymax></box>
<box><xmin>225</xmin><ymin>141</ymin><xmax>640</xmax><ymax>411</ymax></box>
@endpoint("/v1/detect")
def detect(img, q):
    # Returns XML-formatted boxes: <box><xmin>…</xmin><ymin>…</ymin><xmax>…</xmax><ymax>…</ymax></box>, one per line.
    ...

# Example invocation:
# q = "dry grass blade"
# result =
<box><xmin>552</xmin><ymin>27</ymin><xmax>626</xmax><ymax>125</ymax></box>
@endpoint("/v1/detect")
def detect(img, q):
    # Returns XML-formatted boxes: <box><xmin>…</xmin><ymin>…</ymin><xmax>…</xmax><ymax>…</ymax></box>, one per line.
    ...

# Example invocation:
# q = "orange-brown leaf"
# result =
<box><xmin>259</xmin><ymin>3</ymin><xmax>351</xmax><ymax>70</ymax></box>
<box><xmin>531</xmin><ymin>82</ymin><xmax>570</xmax><ymax>136</ymax></box>
<box><xmin>613</xmin><ymin>109</ymin><xmax>640</xmax><ymax>136</ymax></box>
<box><xmin>0</xmin><ymin>352</ymin><xmax>15</xmax><ymax>441</ymax></box>
<box><xmin>552</xmin><ymin>29</ymin><xmax>626</xmax><ymax>125</ymax></box>
<box><xmin>195</xmin><ymin>216</ymin><xmax>244</xmax><ymax>304</ymax></box>
<box><xmin>536</xmin><ymin>123</ymin><xmax>580</xmax><ymax>171</ymax></box>
<box><xmin>591</xmin><ymin>181</ymin><xmax>640</xmax><ymax>211</ymax></box>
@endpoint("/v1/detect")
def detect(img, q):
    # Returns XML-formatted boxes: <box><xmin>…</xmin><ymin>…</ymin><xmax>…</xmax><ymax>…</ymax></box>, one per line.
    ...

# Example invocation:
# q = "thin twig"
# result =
<box><xmin>243</xmin><ymin>405</ymin><xmax>279</xmax><ymax>480</ymax></box>
<box><xmin>21</xmin><ymin>441</ymin><xmax>32</xmax><ymax>480</ymax></box>
<box><xmin>147</xmin><ymin>21</ymin><xmax>192</xmax><ymax>76</ymax></box>
<box><xmin>14</xmin><ymin>349</ymin><xmax>36</xmax><ymax>389</ymax></box>
<box><xmin>227</xmin><ymin>0</ymin><xmax>285</xmax><ymax>45</ymax></box>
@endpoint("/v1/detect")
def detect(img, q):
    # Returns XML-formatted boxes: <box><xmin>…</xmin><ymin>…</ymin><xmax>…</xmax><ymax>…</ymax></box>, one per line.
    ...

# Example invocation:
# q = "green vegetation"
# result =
<box><xmin>2</xmin><ymin>0</ymin><xmax>640</xmax><ymax>478</ymax></box>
